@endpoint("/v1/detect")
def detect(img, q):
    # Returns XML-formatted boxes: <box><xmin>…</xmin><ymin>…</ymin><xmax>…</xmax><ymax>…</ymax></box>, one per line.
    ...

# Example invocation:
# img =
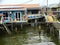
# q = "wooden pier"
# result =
<box><xmin>0</xmin><ymin>21</ymin><xmax>60</xmax><ymax>35</ymax></box>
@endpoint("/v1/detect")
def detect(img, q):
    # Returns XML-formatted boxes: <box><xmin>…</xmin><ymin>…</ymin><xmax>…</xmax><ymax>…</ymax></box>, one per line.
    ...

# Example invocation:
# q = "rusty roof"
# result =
<box><xmin>0</xmin><ymin>8</ymin><xmax>26</xmax><ymax>11</ymax></box>
<box><xmin>0</xmin><ymin>4</ymin><xmax>40</xmax><ymax>11</ymax></box>
<box><xmin>0</xmin><ymin>4</ymin><xmax>40</xmax><ymax>8</ymax></box>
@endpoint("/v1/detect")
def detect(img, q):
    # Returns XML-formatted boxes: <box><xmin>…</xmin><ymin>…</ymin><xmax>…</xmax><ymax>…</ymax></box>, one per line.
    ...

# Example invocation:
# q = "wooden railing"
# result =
<box><xmin>2</xmin><ymin>17</ymin><xmax>12</xmax><ymax>22</ymax></box>
<box><xmin>27</xmin><ymin>14</ymin><xmax>42</xmax><ymax>19</ymax></box>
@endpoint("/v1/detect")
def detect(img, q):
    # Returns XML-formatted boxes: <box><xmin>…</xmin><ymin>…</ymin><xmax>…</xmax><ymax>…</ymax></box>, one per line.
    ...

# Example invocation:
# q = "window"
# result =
<box><xmin>27</xmin><ymin>10</ymin><xmax>39</xmax><ymax>14</ymax></box>
<box><xmin>3</xmin><ymin>12</ymin><xmax>8</xmax><ymax>17</ymax></box>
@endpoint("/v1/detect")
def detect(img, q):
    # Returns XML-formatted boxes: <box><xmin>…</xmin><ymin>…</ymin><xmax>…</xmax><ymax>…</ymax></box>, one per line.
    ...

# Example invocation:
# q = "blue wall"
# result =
<box><xmin>0</xmin><ymin>10</ymin><xmax>24</xmax><ymax>22</ymax></box>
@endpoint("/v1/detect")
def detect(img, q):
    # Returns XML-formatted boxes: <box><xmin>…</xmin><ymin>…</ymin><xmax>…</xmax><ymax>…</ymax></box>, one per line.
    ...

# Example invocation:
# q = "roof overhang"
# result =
<box><xmin>0</xmin><ymin>4</ymin><xmax>40</xmax><ymax>11</ymax></box>
<box><xmin>0</xmin><ymin>7</ymin><xmax>26</xmax><ymax>11</ymax></box>
<box><xmin>27</xmin><ymin>7</ymin><xmax>41</xmax><ymax>10</ymax></box>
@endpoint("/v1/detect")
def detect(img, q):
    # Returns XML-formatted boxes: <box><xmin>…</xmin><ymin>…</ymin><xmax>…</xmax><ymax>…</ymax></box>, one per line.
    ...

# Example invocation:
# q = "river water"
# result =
<box><xmin>0</xmin><ymin>24</ymin><xmax>60</xmax><ymax>45</ymax></box>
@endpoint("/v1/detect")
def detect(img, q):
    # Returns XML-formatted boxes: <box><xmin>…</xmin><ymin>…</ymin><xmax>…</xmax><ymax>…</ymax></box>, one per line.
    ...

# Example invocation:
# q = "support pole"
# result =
<box><xmin>15</xmin><ymin>26</ymin><xmax>18</xmax><ymax>33</ymax></box>
<box><xmin>59</xmin><ymin>30</ymin><xmax>60</xmax><ymax>43</ymax></box>
<box><xmin>35</xmin><ymin>19</ymin><xmax>37</xmax><ymax>26</ymax></box>
<box><xmin>11</xmin><ymin>23</ymin><xmax>13</xmax><ymax>31</ymax></box>
<box><xmin>21</xmin><ymin>23</ymin><xmax>23</xmax><ymax>29</ymax></box>
<box><xmin>35</xmin><ymin>19</ymin><xmax>37</xmax><ymax>23</ymax></box>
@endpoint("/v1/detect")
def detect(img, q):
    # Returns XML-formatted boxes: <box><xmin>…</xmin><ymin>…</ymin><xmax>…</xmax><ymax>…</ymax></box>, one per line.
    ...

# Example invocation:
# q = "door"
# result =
<box><xmin>15</xmin><ymin>12</ymin><xmax>20</xmax><ymax>21</ymax></box>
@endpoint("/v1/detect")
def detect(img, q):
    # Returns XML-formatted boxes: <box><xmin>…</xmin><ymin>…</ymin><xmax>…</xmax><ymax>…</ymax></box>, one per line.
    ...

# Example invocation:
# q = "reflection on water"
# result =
<box><xmin>0</xmin><ymin>24</ymin><xmax>60</xmax><ymax>45</ymax></box>
<box><xmin>58</xmin><ymin>30</ymin><xmax>60</xmax><ymax>45</ymax></box>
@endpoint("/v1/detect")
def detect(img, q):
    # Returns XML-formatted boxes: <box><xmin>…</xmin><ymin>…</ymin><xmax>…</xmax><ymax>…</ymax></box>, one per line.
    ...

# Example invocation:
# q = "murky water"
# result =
<box><xmin>0</xmin><ymin>24</ymin><xmax>60</xmax><ymax>45</ymax></box>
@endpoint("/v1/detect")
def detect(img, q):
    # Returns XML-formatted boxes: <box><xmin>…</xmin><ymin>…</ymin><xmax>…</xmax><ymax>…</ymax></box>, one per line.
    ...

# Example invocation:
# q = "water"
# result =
<box><xmin>0</xmin><ymin>24</ymin><xmax>60</xmax><ymax>45</ymax></box>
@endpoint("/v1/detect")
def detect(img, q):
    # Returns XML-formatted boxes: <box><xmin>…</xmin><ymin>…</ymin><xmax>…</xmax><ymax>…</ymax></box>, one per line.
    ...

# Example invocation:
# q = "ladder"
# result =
<box><xmin>3</xmin><ymin>23</ymin><xmax>11</xmax><ymax>34</ymax></box>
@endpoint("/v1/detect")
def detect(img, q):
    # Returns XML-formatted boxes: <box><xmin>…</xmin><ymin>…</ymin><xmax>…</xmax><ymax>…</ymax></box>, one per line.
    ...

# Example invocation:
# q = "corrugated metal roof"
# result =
<box><xmin>0</xmin><ymin>4</ymin><xmax>40</xmax><ymax>8</ymax></box>
<box><xmin>0</xmin><ymin>8</ymin><xmax>26</xmax><ymax>11</ymax></box>
<box><xmin>0</xmin><ymin>6</ymin><xmax>24</xmax><ymax>8</ymax></box>
<box><xmin>0</xmin><ymin>4</ymin><xmax>40</xmax><ymax>11</ymax></box>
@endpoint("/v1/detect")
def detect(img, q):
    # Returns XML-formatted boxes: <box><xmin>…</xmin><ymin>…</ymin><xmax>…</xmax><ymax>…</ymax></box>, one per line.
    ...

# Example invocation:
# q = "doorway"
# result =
<box><xmin>15</xmin><ymin>12</ymin><xmax>20</xmax><ymax>21</ymax></box>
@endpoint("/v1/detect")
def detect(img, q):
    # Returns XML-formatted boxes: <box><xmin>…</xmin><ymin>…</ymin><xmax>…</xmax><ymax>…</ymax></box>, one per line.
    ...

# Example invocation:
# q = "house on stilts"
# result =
<box><xmin>0</xmin><ymin>4</ymin><xmax>45</xmax><ymax>24</ymax></box>
<box><xmin>0</xmin><ymin>4</ymin><xmax>47</xmax><ymax>34</ymax></box>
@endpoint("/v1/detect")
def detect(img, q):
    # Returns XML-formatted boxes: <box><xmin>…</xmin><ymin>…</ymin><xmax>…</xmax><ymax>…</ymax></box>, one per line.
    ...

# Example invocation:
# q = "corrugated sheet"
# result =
<box><xmin>0</xmin><ymin>4</ymin><xmax>40</xmax><ymax>8</ymax></box>
<box><xmin>0</xmin><ymin>4</ymin><xmax>40</xmax><ymax>11</ymax></box>
<box><xmin>0</xmin><ymin>7</ymin><xmax>26</xmax><ymax>11</ymax></box>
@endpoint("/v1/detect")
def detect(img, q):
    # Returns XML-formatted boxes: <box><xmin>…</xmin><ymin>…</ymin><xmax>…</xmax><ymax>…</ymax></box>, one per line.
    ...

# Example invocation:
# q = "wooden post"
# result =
<box><xmin>35</xmin><ymin>19</ymin><xmax>37</xmax><ymax>23</ymax></box>
<box><xmin>11</xmin><ymin>23</ymin><xmax>13</xmax><ymax>31</ymax></box>
<box><xmin>35</xmin><ymin>19</ymin><xmax>37</xmax><ymax>26</ymax></box>
<box><xmin>15</xmin><ymin>27</ymin><xmax>18</xmax><ymax>33</ymax></box>
<box><xmin>59</xmin><ymin>30</ymin><xmax>60</xmax><ymax>43</ymax></box>
<box><xmin>21</xmin><ymin>23</ymin><xmax>23</xmax><ymax>29</ymax></box>
<box><xmin>1</xmin><ymin>16</ymin><xmax>3</xmax><ymax>24</ymax></box>
<box><xmin>38</xmin><ymin>25</ymin><xmax>41</xmax><ymax>38</ymax></box>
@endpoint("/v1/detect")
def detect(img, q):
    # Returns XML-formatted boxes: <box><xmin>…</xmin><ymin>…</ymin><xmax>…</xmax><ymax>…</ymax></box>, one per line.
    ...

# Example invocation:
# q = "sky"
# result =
<box><xmin>0</xmin><ymin>0</ymin><xmax>60</xmax><ymax>6</ymax></box>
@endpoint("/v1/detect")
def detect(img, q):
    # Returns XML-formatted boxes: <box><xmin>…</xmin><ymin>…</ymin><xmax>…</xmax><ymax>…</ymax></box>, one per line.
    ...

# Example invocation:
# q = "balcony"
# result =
<box><xmin>2</xmin><ymin>17</ymin><xmax>12</xmax><ymax>23</ymax></box>
<box><xmin>27</xmin><ymin>14</ymin><xmax>43</xmax><ymax>19</ymax></box>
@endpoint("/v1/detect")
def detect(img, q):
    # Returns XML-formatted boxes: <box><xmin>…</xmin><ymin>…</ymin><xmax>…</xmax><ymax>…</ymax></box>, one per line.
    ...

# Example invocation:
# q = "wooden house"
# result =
<box><xmin>0</xmin><ymin>4</ymin><xmax>43</xmax><ymax>24</ymax></box>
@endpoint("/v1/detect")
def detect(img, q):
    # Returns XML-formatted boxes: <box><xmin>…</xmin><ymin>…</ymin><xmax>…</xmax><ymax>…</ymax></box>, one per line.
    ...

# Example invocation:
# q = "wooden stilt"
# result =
<box><xmin>35</xmin><ymin>19</ymin><xmax>38</xmax><ymax>26</ymax></box>
<box><xmin>11</xmin><ymin>23</ymin><xmax>13</xmax><ymax>31</ymax></box>
<box><xmin>15</xmin><ymin>27</ymin><xmax>18</xmax><ymax>33</ymax></box>
<box><xmin>35</xmin><ymin>19</ymin><xmax>37</xmax><ymax>23</ymax></box>
<box><xmin>21</xmin><ymin>24</ymin><xmax>22</xmax><ymax>29</ymax></box>
<box><xmin>59</xmin><ymin>30</ymin><xmax>60</xmax><ymax>43</ymax></box>
<box><xmin>38</xmin><ymin>25</ymin><xmax>41</xmax><ymax>38</ymax></box>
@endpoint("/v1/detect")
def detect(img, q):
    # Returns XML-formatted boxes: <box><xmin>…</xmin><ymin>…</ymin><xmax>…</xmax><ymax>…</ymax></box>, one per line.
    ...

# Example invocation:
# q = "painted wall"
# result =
<box><xmin>0</xmin><ymin>10</ymin><xmax>25</xmax><ymax>23</ymax></box>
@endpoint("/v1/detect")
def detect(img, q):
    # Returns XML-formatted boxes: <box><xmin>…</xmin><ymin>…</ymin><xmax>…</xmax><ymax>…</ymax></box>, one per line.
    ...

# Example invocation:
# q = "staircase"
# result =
<box><xmin>3</xmin><ymin>23</ymin><xmax>11</xmax><ymax>34</ymax></box>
